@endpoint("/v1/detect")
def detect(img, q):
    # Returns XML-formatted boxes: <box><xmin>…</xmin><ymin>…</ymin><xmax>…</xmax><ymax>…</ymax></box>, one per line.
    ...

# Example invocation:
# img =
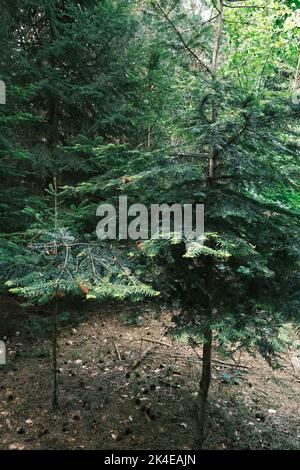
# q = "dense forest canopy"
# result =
<box><xmin>0</xmin><ymin>0</ymin><xmax>299</xmax><ymax>450</ymax></box>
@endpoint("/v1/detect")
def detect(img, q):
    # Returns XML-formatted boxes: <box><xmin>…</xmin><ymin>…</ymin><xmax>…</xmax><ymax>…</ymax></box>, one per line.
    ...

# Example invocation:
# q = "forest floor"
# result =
<box><xmin>0</xmin><ymin>296</ymin><xmax>299</xmax><ymax>450</ymax></box>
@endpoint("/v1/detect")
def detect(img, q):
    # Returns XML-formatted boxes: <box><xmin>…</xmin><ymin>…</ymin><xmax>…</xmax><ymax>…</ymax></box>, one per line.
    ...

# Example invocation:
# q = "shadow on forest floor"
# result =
<box><xmin>0</xmin><ymin>296</ymin><xmax>299</xmax><ymax>450</ymax></box>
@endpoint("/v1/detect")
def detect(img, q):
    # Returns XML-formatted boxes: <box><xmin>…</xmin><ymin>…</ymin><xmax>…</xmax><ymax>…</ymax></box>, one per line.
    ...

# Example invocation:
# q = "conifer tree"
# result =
<box><xmin>73</xmin><ymin>0</ymin><xmax>300</xmax><ymax>447</ymax></box>
<box><xmin>143</xmin><ymin>0</ymin><xmax>300</xmax><ymax>447</ymax></box>
<box><xmin>0</xmin><ymin>0</ymin><xmax>160</xmax><ymax>407</ymax></box>
<box><xmin>1</xmin><ymin>0</ymin><xmax>299</xmax><ymax>447</ymax></box>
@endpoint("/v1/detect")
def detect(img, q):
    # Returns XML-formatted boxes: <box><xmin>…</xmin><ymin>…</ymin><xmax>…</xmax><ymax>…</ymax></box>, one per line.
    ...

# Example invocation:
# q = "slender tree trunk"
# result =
<box><xmin>47</xmin><ymin>10</ymin><xmax>59</xmax><ymax>411</ymax></box>
<box><xmin>196</xmin><ymin>0</ymin><xmax>224</xmax><ymax>449</ymax></box>
<box><xmin>52</xmin><ymin>298</ymin><xmax>58</xmax><ymax>410</ymax></box>
<box><xmin>147</xmin><ymin>65</ymin><xmax>154</xmax><ymax>149</ymax></box>
<box><xmin>293</xmin><ymin>53</ymin><xmax>300</xmax><ymax>92</ymax></box>
<box><xmin>196</xmin><ymin>326</ymin><xmax>213</xmax><ymax>447</ymax></box>
<box><xmin>51</xmin><ymin>178</ymin><xmax>60</xmax><ymax>411</ymax></box>
<box><xmin>147</xmin><ymin>124</ymin><xmax>152</xmax><ymax>148</ymax></box>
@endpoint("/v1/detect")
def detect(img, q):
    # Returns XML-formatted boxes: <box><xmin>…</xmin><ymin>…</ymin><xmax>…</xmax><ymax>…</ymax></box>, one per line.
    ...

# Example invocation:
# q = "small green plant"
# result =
<box><xmin>221</xmin><ymin>371</ymin><xmax>242</xmax><ymax>386</ymax></box>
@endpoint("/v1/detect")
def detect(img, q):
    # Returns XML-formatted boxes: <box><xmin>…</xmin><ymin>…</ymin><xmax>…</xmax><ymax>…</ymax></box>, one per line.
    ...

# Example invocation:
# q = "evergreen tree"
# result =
<box><xmin>71</xmin><ymin>0</ymin><xmax>300</xmax><ymax>447</ymax></box>
<box><xmin>1</xmin><ymin>0</ymin><xmax>299</xmax><ymax>448</ymax></box>
<box><xmin>0</xmin><ymin>0</ymin><xmax>161</xmax><ymax>408</ymax></box>
<box><xmin>143</xmin><ymin>0</ymin><xmax>300</xmax><ymax>447</ymax></box>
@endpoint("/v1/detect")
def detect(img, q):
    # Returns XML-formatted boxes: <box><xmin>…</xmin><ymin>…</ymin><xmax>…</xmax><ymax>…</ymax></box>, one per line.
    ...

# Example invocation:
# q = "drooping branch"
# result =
<box><xmin>170</xmin><ymin>153</ymin><xmax>210</xmax><ymax>159</ymax></box>
<box><xmin>153</xmin><ymin>1</ymin><xmax>212</xmax><ymax>75</ymax></box>
<box><xmin>217</xmin><ymin>118</ymin><xmax>249</xmax><ymax>157</ymax></box>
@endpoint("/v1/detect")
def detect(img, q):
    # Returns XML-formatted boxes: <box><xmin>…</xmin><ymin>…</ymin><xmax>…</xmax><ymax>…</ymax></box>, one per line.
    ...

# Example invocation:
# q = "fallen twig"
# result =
<box><xmin>132</xmin><ymin>329</ymin><xmax>169</xmax><ymax>369</ymax></box>
<box><xmin>141</xmin><ymin>337</ymin><xmax>172</xmax><ymax>348</ymax></box>
<box><xmin>145</xmin><ymin>352</ymin><xmax>249</xmax><ymax>370</ymax></box>
<box><xmin>189</xmin><ymin>341</ymin><xmax>249</xmax><ymax>369</ymax></box>
<box><xmin>113</xmin><ymin>341</ymin><xmax>121</xmax><ymax>361</ymax></box>
<box><xmin>211</xmin><ymin>357</ymin><xmax>249</xmax><ymax>370</ymax></box>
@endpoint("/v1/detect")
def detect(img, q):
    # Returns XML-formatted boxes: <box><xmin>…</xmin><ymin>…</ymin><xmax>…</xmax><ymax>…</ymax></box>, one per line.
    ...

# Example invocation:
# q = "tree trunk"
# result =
<box><xmin>196</xmin><ymin>326</ymin><xmax>213</xmax><ymax>448</ymax></box>
<box><xmin>47</xmin><ymin>9</ymin><xmax>59</xmax><ymax>411</ymax></box>
<box><xmin>52</xmin><ymin>298</ymin><xmax>58</xmax><ymax>410</ymax></box>
<box><xmin>293</xmin><ymin>53</ymin><xmax>300</xmax><ymax>92</ymax></box>
<box><xmin>195</xmin><ymin>0</ymin><xmax>224</xmax><ymax>449</ymax></box>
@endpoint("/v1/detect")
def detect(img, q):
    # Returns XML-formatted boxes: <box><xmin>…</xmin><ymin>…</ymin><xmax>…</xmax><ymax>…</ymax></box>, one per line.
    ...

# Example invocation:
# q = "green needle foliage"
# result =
<box><xmin>0</xmin><ymin>0</ymin><xmax>299</xmax><ymax>447</ymax></box>
<box><xmin>65</xmin><ymin>0</ymin><xmax>300</xmax><ymax>446</ymax></box>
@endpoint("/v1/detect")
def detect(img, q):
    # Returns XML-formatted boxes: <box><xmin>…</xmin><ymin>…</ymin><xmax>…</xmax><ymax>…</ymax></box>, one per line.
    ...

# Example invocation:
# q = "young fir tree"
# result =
<box><xmin>0</xmin><ymin>0</ymin><xmax>160</xmax><ymax>407</ymax></box>
<box><xmin>144</xmin><ymin>0</ymin><xmax>300</xmax><ymax>447</ymax></box>
<box><xmin>6</xmin><ymin>177</ymin><xmax>156</xmax><ymax>409</ymax></box>
<box><xmin>72</xmin><ymin>0</ymin><xmax>300</xmax><ymax>447</ymax></box>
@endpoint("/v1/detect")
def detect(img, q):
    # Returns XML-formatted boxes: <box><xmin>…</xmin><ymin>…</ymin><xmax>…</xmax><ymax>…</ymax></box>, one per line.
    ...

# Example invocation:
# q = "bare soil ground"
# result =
<box><xmin>0</xmin><ymin>296</ymin><xmax>299</xmax><ymax>450</ymax></box>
